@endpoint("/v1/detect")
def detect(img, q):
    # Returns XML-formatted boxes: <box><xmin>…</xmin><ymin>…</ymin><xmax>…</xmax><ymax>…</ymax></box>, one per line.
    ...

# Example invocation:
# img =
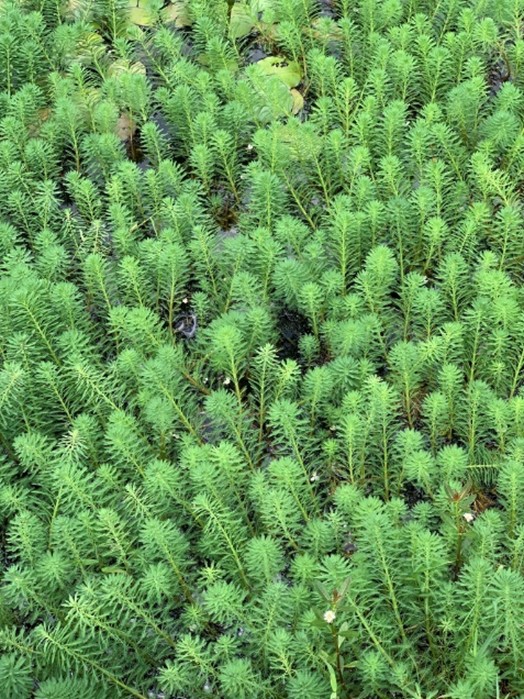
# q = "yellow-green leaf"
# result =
<box><xmin>256</xmin><ymin>56</ymin><xmax>302</xmax><ymax>87</ymax></box>
<box><xmin>128</xmin><ymin>0</ymin><xmax>160</xmax><ymax>26</ymax></box>
<box><xmin>108</xmin><ymin>58</ymin><xmax>147</xmax><ymax>77</ymax></box>
<box><xmin>251</xmin><ymin>0</ymin><xmax>272</xmax><ymax>10</ymax></box>
<box><xmin>291</xmin><ymin>88</ymin><xmax>304</xmax><ymax>114</ymax></box>
<box><xmin>229</xmin><ymin>3</ymin><xmax>254</xmax><ymax>39</ymax></box>
<box><xmin>250</xmin><ymin>0</ymin><xmax>274</xmax><ymax>20</ymax></box>
<box><xmin>129</xmin><ymin>6</ymin><xmax>155</xmax><ymax>25</ymax></box>
<box><xmin>162</xmin><ymin>1</ymin><xmax>191</xmax><ymax>27</ymax></box>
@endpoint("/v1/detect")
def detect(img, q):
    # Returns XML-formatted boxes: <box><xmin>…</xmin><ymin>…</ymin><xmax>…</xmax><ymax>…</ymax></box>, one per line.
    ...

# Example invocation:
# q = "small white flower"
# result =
<box><xmin>182</xmin><ymin>297</ymin><xmax>189</xmax><ymax>304</ymax></box>
<box><xmin>247</xmin><ymin>143</ymin><xmax>254</xmax><ymax>151</ymax></box>
<box><xmin>323</xmin><ymin>610</ymin><xmax>336</xmax><ymax>624</ymax></box>
<box><xmin>223</xmin><ymin>377</ymin><xmax>231</xmax><ymax>386</ymax></box>
<box><xmin>463</xmin><ymin>512</ymin><xmax>475</xmax><ymax>523</ymax></box>
<box><xmin>310</xmin><ymin>472</ymin><xmax>319</xmax><ymax>482</ymax></box>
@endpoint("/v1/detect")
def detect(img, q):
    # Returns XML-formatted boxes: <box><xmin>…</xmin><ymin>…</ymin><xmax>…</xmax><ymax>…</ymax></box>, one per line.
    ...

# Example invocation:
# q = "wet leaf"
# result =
<box><xmin>256</xmin><ymin>56</ymin><xmax>302</xmax><ymax>87</ymax></box>
<box><xmin>229</xmin><ymin>3</ymin><xmax>254</xmax><ymax>39</ymax></box>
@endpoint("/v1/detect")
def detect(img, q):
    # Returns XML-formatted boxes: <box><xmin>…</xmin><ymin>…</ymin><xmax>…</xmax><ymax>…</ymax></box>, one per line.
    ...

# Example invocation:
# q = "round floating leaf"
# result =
<box><xmin>256</xmin><ymin>56</ymin><xmax>302</xmax><ymax>87</ymax></box>
<box><xmin>229</xmin><ymin>3</ymin><xmax>254</xmax><ymax>39</ymax></box>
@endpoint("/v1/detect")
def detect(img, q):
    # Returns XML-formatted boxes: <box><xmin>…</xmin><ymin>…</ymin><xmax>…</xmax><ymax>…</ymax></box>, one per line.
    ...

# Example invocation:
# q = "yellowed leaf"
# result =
<box><xmin>108</xmin><ymin>59</ymin><xmax>147</xmax><ymax>77</ymax></box>
<box><xmin>116</xmin><ymin>113</ymin><xmax>136</xmax><ymax>141</ymax></box>
<box><xmin>290</xmin><ymin>88</ymin><xmax>304</xmax><ymax>114</ymax></box>
<box><xmin>129</xmin><ymin>5</ymin><xmax>155</xmax><ymax>25</ymax></box>
<box><xmin>162</xmin><ymin>1</ymin><xmax>192</xmax><ymax>27</ymax></box>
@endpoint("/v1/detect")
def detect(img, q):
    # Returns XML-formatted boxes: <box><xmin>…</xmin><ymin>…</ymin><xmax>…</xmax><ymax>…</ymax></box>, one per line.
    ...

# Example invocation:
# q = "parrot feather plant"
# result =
<box><xmin>2</xmin><ymin>0</ymin><xmax>524</xmax><ymax>697</ymax></box>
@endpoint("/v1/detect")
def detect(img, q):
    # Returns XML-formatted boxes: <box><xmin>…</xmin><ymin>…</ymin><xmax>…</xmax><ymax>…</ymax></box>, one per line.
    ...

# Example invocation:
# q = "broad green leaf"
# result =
<box><xmin>256</xmin><ymin>56</ymin><xmax>302</xmax><ymax>87</ymax></box>
<box><xmin>229</xmin><ymin>3</ymin><xmax>254</xmax><ymax>39</ymax></box>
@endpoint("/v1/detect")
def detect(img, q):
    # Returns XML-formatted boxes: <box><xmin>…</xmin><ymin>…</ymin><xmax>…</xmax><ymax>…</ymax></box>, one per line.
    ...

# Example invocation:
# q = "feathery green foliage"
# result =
<box><xmin>2</xmin><ymin>0</ymin><xmax>524</xmax><ymax>697</ymax></box>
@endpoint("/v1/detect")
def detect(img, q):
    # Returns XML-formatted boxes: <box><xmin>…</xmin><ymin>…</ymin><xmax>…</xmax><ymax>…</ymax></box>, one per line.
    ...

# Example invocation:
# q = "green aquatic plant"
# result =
<box><xmin>2</xmin><ymin>0</ymin><xmax>524</xmax><ymax>697</ymax></box>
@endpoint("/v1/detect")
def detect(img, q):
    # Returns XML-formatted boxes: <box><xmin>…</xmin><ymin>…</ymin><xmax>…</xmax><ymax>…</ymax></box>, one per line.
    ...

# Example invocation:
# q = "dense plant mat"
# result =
<box><xmin>3</xmin><ymin>0</ymin><xmax>524</xmax><ymax>697</ymax></box>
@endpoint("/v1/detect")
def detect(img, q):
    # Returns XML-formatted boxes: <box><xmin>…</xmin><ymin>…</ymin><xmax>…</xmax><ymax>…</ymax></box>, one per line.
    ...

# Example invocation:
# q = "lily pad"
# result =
<box><xmin>229</xmin><ymin>3</ymin><xmax>254</xmax><ymax>39</ymax></box>
<box><xmin>162</xmin><ymin>1</ymin><xmax>191</xmax><ymax>27</ymax></box>
<box><xmin>256</xmin><ymin>56</ymin><xmax>302</xmax><ymax>87</ymax></box>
